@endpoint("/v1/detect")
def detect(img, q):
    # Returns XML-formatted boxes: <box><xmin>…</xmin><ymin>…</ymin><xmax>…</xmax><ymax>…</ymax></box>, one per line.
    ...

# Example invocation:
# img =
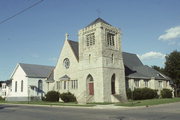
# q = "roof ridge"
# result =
<box><xmin>19</xmin><ymin>63</ymin><xmax>54</xmax><ymax>68</ymax></box>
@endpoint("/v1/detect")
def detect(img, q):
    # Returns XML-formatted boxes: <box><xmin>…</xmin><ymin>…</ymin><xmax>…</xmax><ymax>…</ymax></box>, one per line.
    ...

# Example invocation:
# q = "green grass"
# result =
<box><xmin>0</xmin><ymin>101</ymin><xmax>95</xmax><ymax>107</ymax></box>
<box><xmin>87</xmin><ymin>102</ymin><xmax>113</xmax><ymax>105</ymax></box>
<box><xmin>1</xmin><ymin>98</ymin><xmax>180</xmax><ymax>107</ymax></box>
<box><xmin>115</xmin><ymin>97</ymin><xmax>180</xmax><ymax>107</ymax></box>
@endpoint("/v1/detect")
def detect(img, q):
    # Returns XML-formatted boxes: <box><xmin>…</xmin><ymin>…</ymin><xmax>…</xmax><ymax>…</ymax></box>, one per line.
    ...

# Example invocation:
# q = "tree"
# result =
<box><xmin>151</xmin><ymin>65</ymin><xmax>164</xmax><ymax>74</ymax></box>
<box><xmin>164</xmin><ymin>50</ymin><xmax>180</xmax><ymax>96</ymax></box>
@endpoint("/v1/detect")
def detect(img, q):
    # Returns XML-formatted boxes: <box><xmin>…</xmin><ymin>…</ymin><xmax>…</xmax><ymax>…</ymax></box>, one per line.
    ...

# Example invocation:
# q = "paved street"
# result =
<box><xmin>0</xmin><ymin>102</ymin><xmax>180</xmax><ymax>120</ymax></box>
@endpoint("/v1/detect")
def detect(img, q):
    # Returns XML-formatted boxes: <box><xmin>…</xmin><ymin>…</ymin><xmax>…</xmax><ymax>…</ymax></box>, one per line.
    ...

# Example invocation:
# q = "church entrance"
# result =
<box><xmin>86</xmin><ymin>74</ymin><xmax>94</xmax><ymax>95</ymax></box>
<box><xmin>89</xmin><ymin>83</ymin><xmax>94</xmax><ymax>95</ymax></box>
<box><xmin>111</xmin><ymin>74</ymin><xmax>115</xmax><ymax>94</ymax></box>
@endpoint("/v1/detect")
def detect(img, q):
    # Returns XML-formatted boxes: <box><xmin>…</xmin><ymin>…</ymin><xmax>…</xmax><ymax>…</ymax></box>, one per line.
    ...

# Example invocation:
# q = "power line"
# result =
<box><xmin>0</xmin><ymin>0</ymin><xmax>44</xmax><ymax>25</ymax></box>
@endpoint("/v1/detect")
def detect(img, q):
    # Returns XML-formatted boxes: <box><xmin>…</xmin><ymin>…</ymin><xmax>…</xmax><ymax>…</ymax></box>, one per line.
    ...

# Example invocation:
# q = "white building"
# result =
<box><xmin>6</xmin><ymin>18</ymin><xmax>173</xmax><ymax>102</ymax></box>
<box><xmin>0</xmin><ymin>80</ymin><xmax>11</xmax><ymax>99</ymax></box>
<box><xmin>6</xmin><ymin>63</ymin><xmax>54</xmax><ymax>101</ymax></box>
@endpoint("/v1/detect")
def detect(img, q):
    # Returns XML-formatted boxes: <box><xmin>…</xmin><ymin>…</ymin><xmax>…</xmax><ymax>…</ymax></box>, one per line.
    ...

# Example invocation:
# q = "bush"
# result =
<box><xmin>133</xmin><ymin>88</ymin><xmax>158</xmax><ymax>100</ymax></box>
<box><xmin>161</xmin><ymin>88</ymin><xmax>173</xmax><ymax>98</ymax></box>
<box><xmin>0</xmin><ymin>96</ymin><xmax>5</xmax><ymax>101</ymax></box>
<box><xmin>60</xmin><ymin>92</ymin><xmax>77</xmax><ymax>103</ymax></box>
<box><xmin>126</xmin><ymin>88</ymin><xmax>132</xmax><ymax>99</ymax></box>
<box><xmin>45</xmin><ymin>91</ymin><xmax>60</xmax><ymax>102</ymax></box>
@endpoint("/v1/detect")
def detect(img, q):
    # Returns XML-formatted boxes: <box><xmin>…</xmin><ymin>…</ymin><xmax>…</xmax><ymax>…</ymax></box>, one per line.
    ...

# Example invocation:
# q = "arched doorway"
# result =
<box><xmin>111</xmin><ymin>74</ymin><xmax>115</xmax><ymax>94</ymax></box>
<box><xmin>86</xmin><ymin>74</ymin><xmax>94</xmax><ymax>95</ymax></box>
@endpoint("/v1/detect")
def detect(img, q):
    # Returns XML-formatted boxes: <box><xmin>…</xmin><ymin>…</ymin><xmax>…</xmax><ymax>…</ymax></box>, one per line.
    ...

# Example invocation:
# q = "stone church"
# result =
<box><xmin>4</xmin><ymin>18</ymin><xmax>172</xmax><ymax>103</ymax></box>
<box><xmin>54</xmin><ymin>18</ymin><xmax>127</xmax><ymax>103</ymax></box>
<box><xmin>53</xmin><ymin>18</ymin><xmax>172</xmax><ymax>103</ymax></box>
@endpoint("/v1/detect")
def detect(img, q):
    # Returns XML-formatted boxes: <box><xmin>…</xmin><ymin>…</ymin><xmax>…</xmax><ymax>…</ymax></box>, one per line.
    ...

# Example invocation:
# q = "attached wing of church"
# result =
<box><xmin>3</xmin><ymin>18</ymin><xmax>173</xmax><ymax>103</ymax></box>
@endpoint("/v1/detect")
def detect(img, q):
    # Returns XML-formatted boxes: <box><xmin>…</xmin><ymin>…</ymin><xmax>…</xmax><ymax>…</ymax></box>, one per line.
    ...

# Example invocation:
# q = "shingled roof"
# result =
<box><xmin>19</xmin><ymin>63</ymin><xmax>54</xmax><ymax>78</ymax></box>
<box><xmin>123</xmin><ymin>52</ymin><xmax>169</xmax><ymax>80</ymax></box>
<box><xmin>68</xmin><ymin>40</ymin><xmax>79</xmax><ymax>61</ymax></box>
<box><xmin>86</xmin><ymin>17</ymin><xmax>111</xmax><ymax>27</ymax></box>
<box><xmin>122</xmin><ymin>52</ymin><xmax>143</xmax><ymax>70</ymax></box>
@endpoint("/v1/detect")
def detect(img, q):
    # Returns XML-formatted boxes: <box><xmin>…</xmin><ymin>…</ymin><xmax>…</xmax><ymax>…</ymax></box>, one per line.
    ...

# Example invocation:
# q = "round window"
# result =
<box><xmin>63</xmin><ymin>58</ymin><xmax>70</xmax><ymax>69</ymax></box>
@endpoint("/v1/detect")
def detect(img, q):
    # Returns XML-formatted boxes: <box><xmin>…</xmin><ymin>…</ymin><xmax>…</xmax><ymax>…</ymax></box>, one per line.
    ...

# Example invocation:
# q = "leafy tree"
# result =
<box><xmin>164</xmin><ymin>50</ymin><xmax>180</xmax><ymax>96</ymax></box>
<box><xmin>151</xmin><ymin>65</ymin><xmax>164</xmax><ymax>74</ymax></box>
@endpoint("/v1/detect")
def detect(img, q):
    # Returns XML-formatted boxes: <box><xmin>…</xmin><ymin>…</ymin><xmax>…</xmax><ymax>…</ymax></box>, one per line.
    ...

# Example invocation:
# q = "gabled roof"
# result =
<box><xmin>86</xmin><ymin>17</ymin><xmax>111</xmax><ymax>27</ymax></box>
<box><xmin>59</xmin><ymin>75</ymin><xmax>70</xmax><ymax>81</ymax></box>
<box><xmin>122</xmin><ymin>52</ymin><xmax>169</xmax><ymax>80</ymax></box>
<box><xmin>68</xmin><ymin>40</ymin><xmax>79</xmax><ymax>61</ymax></box>
<box><xmin>46</xmin><ymin>69</ymin><xmax>54</xmax><ymax>83</ymax></box>
<box><xmin>19</xmin><ymin>63</ymin><xmax>54</xmax><ymax>78</ymax></box>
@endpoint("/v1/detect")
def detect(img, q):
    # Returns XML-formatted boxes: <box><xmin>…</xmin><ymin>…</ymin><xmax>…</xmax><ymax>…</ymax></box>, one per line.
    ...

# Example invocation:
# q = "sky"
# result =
<box><xmin>0</xmin><ymin>0</ymin><xmax>180</xmax><ymax>81</ymax></box>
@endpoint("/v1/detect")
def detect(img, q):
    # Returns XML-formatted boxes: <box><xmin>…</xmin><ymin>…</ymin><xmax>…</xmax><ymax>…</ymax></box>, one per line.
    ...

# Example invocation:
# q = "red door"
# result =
<box><xmin>89</xmin><ymin>83</ymin><xmax>94</xmax><ymax>95</ymax></box>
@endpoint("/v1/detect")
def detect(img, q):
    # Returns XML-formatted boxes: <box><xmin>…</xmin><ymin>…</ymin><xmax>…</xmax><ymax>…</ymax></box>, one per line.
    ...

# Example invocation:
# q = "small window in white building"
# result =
<box><xmin>15</xmin><ymin>81</ymin><xmax>17</xmax><ymax>92</ymax></box>
<box><xmin>165</xmin><ymin>80</ymin><xmax>169</xmax><ymax>88</ymax></box>
<box><xmin>2</xmin><ymin>84</ymin><xmax>6</xmax><ymax>89</ymax></box>
<box><xmin>21</xmin><ymin>80</ymin><xmax>23</xmax><ymax>92</ymax></box>
<box><xmin>144</xmin><ymin>80</ymin><xmax>148</xmax><ymax>87</ymax></box>
<box><xmin>134</xmin><ymin>80</ymin><xmax>139</xmax><ymax>88</ymax></box>
<box><xmin>64</xmin><ymin>81</ymin><xmax>66</xmax><ymax>89</ymax></box>
<box><xmin>38</xmin><ymin>80</ymin><xmax>43</xmax><ymax>92</ymax></box>
<box><xmin>56</xmin><ymin>81</ymin><xmax>60</xmax><ymax>90</ymax></box>
<box><xmin>158</xmin><ymin>81</ymin><xmax>163</xmax><ymax>88</ymax></box>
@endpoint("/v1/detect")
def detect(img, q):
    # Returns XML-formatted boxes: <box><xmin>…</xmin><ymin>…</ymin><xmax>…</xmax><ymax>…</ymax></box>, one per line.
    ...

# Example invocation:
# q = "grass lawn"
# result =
<box><xmin>115</xmin><ymin>97</ymin><xmax>180</xmax><ymax>107</ymax></box>
<box><xmin>1</xmin><ymin>98</ymin><xmax>180</xmax><ymax>107</ymax></box>
<box><xmin>0</xmin><ymin>101</ymin><xmax>95</xmax><ymax>107</ymax></box>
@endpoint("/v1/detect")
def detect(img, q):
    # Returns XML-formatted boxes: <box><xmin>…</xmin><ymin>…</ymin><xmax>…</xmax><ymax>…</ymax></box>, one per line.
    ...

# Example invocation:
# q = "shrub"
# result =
<box><xmin>126</xmin><ymin>88</ymin><xmax>132</xmax><ymax>99</ymax></box>
<box><xmin>133</xmin><ymin>88</ymin><xmax>158</xmax><ymax>100</ymax></box>
<box><xmin>0</xmin><ymin>96</ymin><xmax>5</xmax><ymax>101</ymax></box>
<box><xmin>161</xmin><ymin>88</ymin><xmax>173</xmax><ymax>98</ymax></box>
<box><xmin>45</xmin><ymin>91</ymin><xmax>60</xmax><ymax>102</ymax></box>
<box><xmin>60</xmin><ymin>92</ymin><xmax>77</xmax><ymax>103</ymax></box>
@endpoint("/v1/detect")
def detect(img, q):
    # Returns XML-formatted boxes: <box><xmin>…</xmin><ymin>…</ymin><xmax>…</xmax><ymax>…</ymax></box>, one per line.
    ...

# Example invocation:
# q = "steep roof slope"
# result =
<box><xmin>123</xmin><ymin>52</ymin><xmax>143</xmax><ymax>69</ymax></box>
<box><xmin>86</xmin><ymin>17</ymin><xmax>112</xmax><ymax>27</ymax></box>
<box><xmin>68</xmin><ymin>40</ymin><xmax>79</xmax><ymax>61</ymax></box>
<box><xmin>122</xmin><ymin>52</ymin><xmax>169</xmax><ymax>80</ymax></box>
<box><xmin>19</xmin><ymin>63</ymin><xmax>54</xmax><ymax>78</ymax></box>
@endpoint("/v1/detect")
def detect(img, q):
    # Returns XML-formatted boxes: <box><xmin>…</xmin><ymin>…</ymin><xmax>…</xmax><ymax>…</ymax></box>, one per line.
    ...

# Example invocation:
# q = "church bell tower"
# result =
<box><xmin>78</xmin><ymin>18</ymin><xmax>127</xmax><ymax>102</ymax></box>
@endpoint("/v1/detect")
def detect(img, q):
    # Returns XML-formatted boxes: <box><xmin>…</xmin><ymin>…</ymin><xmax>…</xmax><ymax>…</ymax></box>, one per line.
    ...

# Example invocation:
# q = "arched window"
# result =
<box><xmin>86</xmin><ymin>74</ymin><xmax>94</xmax><ymax>95</ymax></box>
<box><xmin>107</xmin><ymin>33</ymin><xmax>115</xmax><ymax>46</ymax></box>
<box><xmin>38</xmin><ymin>80</ymin><xmax>43</xmax><ymax>92</ymax></box>
<box><xmin>111</xmin><ymin>74</ymin><xmax>115</xmax><ymax>94</ymax></box>
<box><xmin>89</xmin><ymin>54</ymin><xmax>91</xmax><ymax>63</ymax></box>
<box><xmin>15</xmin><ymin>81</ymin><xmax>17</xmax><ymax>92</ymax></box>
<box><xmin>111</xmin><ymin>54</ymin><xmax>114</xmax><ymax>64</ymax></box>
<box><xmin>21</xmin><ymin>80</ymin><xmax>23</xmax><ymax>92</ymax></box>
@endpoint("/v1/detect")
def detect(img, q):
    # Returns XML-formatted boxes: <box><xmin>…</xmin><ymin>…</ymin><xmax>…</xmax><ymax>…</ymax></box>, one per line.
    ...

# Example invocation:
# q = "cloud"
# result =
<box><xmin>158</xmin><ymin>26</ymin><xmax>180</xmax><ymax>41</ymax></box>
<box><xmin>138</xmin><ymin>51</ymin><xmax>165</xmax><ymax>60</ymax></box>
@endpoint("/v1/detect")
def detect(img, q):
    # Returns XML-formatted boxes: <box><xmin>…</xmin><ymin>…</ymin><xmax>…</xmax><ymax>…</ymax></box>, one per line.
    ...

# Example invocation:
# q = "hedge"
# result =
<box><xmin>45</xmin><ymin>91</ymin><xmax>60</xmax><ymax>102</ymax></box>
<box><xmin>60</xmin><ymin>92</ymin><xmax>77</xmax><ymax>103</ymax></box>
<box><xmin>161</xmin><ymin>88</ymin><xmax>173</xmax><ymax>98</ymax></box>
<box><xmin>132</xmin><ymin>88</ymin><xmax>158</xmax><ymax>100</ymax></box>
